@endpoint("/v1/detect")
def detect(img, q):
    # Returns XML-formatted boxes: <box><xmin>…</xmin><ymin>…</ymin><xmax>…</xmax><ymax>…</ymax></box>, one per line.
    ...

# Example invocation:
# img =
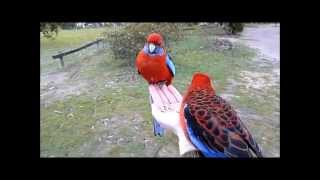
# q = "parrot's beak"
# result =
<box><xmin>148</xmin><ymin>43</ymin><xmax>156</xmax><ymax>53</ymax></box>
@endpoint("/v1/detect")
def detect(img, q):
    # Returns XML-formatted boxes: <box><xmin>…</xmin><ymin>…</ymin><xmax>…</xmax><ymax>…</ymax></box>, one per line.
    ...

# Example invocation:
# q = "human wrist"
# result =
<box><xmin>176</xmin><ymin>129</ymin><xmax>197</xmax><ymax>155</ymax></box>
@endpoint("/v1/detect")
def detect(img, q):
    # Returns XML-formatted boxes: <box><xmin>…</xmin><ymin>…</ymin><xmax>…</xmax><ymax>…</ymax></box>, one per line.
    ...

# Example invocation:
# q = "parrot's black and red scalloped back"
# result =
<box><xmin>180</xmin><ymin>72</ymin><xmax>263</xmax><ymax>157</ymax></box>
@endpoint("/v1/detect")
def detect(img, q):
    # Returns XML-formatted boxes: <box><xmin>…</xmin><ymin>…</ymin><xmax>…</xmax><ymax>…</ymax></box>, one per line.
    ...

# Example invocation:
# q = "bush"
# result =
<box><xmin>105</xmin><ymin>23</ymin><xmax>184</xmax><ymax>66</ymax></box>
<box><xmin>223</xmin><ymin>23</ymin><xmax>244</xmax><ymax>35</ymax></box>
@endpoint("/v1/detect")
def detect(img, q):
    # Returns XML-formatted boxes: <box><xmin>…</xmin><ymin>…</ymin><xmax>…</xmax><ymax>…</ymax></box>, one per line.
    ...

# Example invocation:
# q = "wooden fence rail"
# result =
<box><xmin>52</xmin><ymin>38</ymin><xmax>104</xmax><ymax>68</ymax></box>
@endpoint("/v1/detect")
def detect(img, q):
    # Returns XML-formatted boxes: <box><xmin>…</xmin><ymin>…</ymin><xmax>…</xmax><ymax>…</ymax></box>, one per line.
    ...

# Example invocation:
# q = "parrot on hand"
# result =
<box><xmin>136</xmin><ymin>33</ymin><xmax>176</xmax><ymax>137</ymax></box>
<box><xmin>136</xmin><ymin>33</ymin><xmax>175</xmax><ymax>87</ymax></box>
<box><xmin>180</xmin><ymin>72</ymin><xmax>263</xmax><ymax>157</ymax></box>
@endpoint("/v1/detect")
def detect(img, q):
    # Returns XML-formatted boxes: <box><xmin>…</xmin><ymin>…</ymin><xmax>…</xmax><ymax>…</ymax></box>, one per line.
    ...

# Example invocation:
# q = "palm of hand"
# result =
<box><xmin>149</xmin><ymin>84</ymin><xmax>197</xmax><ymax>155</ymax></box>
<box><xmin>149</xmin><ymin>85</ymin><xmax>183</xmax><ymax>135</ymax></box>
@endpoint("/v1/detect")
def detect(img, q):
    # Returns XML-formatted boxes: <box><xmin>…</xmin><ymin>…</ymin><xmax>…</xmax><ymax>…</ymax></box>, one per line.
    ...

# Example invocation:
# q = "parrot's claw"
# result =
<box><xmin>157</xmin><ymin>81</ymin><xmax>166</xmax><ymax>89</ymax></box>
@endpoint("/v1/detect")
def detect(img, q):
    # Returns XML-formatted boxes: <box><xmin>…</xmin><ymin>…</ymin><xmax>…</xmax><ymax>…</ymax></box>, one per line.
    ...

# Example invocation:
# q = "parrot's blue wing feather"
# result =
<box><xmin>166</xmin><ymin>54</ymin><xmax>175</xmax><ymax>77</ymax></box>
<box><xmin>184</xmin><ymin>105</ymin><xmax>227</xmax><ymax>158</ymax></box>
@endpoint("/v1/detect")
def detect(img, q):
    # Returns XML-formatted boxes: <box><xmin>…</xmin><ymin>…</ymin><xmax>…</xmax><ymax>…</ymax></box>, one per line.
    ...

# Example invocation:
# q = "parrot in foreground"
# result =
<box><xmin>136</xmin><ymin>33</ymin><xmax>176</xmax><ymax>136</ymax></box>
<box><xmin>180</xmin><ymin>72</ymin><xmax>263</xmax><ymax>157</ymax></box>
<box><xmin>136</xmin><ymin>33</ymin><xmax>175</xmax><ymax>87</ymax></box>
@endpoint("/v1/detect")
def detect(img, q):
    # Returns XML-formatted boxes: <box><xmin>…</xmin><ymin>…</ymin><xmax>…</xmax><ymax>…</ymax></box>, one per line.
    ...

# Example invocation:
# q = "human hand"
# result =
<box><xmin>149</xmin><ymin>84</ymin><xmax>197</xmax><ymax>155</ymax></box>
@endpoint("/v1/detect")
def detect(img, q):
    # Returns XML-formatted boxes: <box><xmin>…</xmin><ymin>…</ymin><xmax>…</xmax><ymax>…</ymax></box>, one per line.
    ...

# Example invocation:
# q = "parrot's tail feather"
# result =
<box><xmin>152</xmin><ymin>117</ymin><xmax>165</xmax><ymax>136</ymax></box>
<box><xmin>149</xmin><ymin>95</ymin><xmax>164</xmax><ymax>136</ymax></box>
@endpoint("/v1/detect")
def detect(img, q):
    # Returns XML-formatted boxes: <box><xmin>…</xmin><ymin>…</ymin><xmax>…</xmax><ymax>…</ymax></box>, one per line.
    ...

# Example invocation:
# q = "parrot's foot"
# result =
<box><xmin>157</xmin><ymin>81</ymin><xmax>167</xmax><ymax>89</ymax></box>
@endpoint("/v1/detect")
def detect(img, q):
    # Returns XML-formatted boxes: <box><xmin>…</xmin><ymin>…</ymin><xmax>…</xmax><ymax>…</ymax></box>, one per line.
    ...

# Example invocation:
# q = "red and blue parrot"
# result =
<box><xmin>136</xmin><ymin>33</ymin><xmax>176</xmax><ymax>137</ymax></box>
<box><xmin>180</xmin><ymin>72</ymin><xmax>263</xmax><ymax>157</ymax></box>
<box><xmin>136</xmin><ymin>33</ymin><xmax>175</xmax><ymax>86</ymax></box>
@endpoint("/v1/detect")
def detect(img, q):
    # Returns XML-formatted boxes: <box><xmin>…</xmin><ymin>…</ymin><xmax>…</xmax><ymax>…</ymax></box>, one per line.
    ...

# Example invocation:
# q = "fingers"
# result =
<box><xmin>167</xmin><ymin>85</ymin><xmax>183</xmax><ymax>102</ymax></box>
<box><xmin>150</xmin><ymin>84</ymin><xmax>183</xmax><ymax>112</ymax></box>
<box><xmin>161</xmin><ymin>85</ymin><xmax>176</xmax><ymax>104</ymax></box>
<box><xmin>155</xmin><ymin>85</ymin><xmax>170</xmax><ymax>110</ymax></box>
<box><xmin>149</xmin><ymin>85</ymin><xmax>164</xmax><ymax>110</ymax></box>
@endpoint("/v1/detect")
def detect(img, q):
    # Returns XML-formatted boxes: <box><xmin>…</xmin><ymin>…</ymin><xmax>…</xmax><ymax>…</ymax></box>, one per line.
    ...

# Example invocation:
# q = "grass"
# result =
<box><xmin>40</xmin><ymin>52</ymin><xmax>154</xmax><ymax>156</ymax></box>
<box><xmin>40</xmin><ymin>95</ymin><xmax>96</xmax><ymax>156</ymax></box>
<box><xmin>41</xmin><ymin>27</ymin><xmax>107</xmax><ymax>49</ymax></box>
<box><xmin>171</xmin><ymin>34</ymin><xmax>255</xmax><ymax>94</ymax></box>
<box><xmin>40</xmin><ymin>25</ymin><xmax>258</xmax><ymax>157</ymax></box>
<box><xmin>232</xmin><ymin>89</ymin><xmax>275</xmax><ymax>116</ymax></box>
<box><xmin>228</xmin><ymin>53</ymin><xmax>279</xmax><ymax>117</ymax></box>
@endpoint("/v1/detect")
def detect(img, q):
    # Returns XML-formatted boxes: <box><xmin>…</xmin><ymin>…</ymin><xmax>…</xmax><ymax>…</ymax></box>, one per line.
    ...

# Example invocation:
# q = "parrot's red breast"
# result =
<box><xmin>135</xmin><ymin>33</ymin><xmax>173</xmax><ymax>86</ymax></box>
<box><xmin>180</xmin><ymin>72</ymin><xmax>263</xmax><ymax>157</ymax></box>
<box><xmin>136</xmin><ymin>49</ymin><xmax>173</xmax><ymax>85</ymax></box>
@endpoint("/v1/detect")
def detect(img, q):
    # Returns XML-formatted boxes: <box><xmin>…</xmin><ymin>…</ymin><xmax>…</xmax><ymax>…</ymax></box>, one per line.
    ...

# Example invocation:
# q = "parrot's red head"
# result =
<box><xmin>189</xmin><ymin>72</ymin><xmax>215</xmax><ymax>92</ymax></box>
<box><xmin>146</xmin><ymin>33</ymin><xmax>164</xmax><ymax>46</ymax></box>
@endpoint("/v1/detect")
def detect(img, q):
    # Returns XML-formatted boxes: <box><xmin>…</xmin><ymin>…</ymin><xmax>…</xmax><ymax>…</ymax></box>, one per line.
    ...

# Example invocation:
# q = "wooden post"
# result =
<box><xmin>59</xmin><ymin>56</ymin><xmax>64</xmax><ymax>68</ymax></box>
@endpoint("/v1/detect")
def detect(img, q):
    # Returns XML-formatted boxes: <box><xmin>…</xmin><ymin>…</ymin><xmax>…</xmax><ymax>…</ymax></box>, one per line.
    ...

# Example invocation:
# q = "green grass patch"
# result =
<box><xmin>40</xmin><ymin>94</ymin><xmax>96</xmax><ymax>157</ymax></box>
<box><xmin>41</xmin><ymin>28</ymin><xmax>107</xmax><ymax>50</ymax></box>
<box><xmin>172</xmin><ymin>37</ymin><xmax>255</xmax><ymax>94</ymax></box>
<box><xmin>232</xmin><ymin>86</ymin><xmax>278</xmax><ymax>117</ymax></box>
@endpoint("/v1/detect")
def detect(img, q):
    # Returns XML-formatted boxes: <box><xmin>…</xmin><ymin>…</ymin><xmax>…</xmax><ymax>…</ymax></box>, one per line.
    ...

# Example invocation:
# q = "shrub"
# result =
<box><xmin>223</xmin><ymin>23</ymin><xmax>244</xmax><ymax>35</ymax></box>
<box><xmin>105</xmin><ymin>23</ymin><xmax>184</xmax><ymax>66</ymax></box>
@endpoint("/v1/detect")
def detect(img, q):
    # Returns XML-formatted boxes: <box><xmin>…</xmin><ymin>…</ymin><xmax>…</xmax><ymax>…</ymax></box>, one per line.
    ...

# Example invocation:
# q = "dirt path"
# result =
<box><xmin>240</xmin><ymin>24</ymin><xmax>279</xmax><ymax>61</ymax></box>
